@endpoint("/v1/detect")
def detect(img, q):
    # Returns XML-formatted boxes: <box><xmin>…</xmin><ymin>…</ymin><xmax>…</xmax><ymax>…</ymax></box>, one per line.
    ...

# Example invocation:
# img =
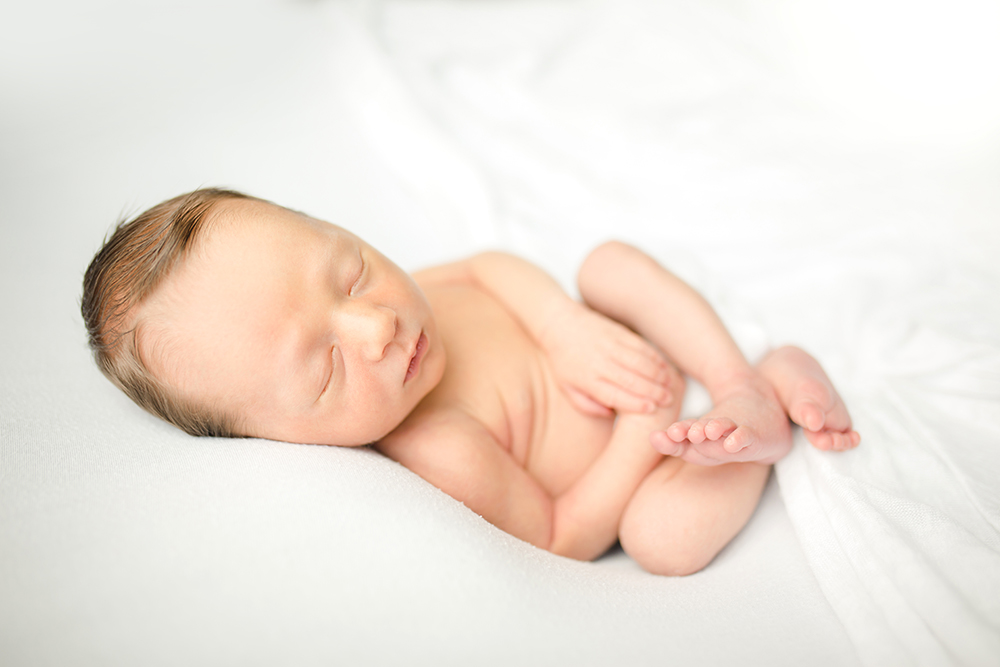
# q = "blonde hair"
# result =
<box><xmin>82</xmin><ymin>188</ymin><xmax>256</xmax><ymax>437</ymax></box>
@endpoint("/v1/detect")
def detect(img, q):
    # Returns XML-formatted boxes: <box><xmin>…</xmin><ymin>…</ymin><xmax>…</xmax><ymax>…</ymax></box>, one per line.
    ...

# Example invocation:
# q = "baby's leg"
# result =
<box><xmin>619</xmin><ymin>458</ymin><xmax>770</xmax><ymax>576</ymax></box>
<box><xmin>757</xmin><ymin>346</ymin><xmax>860</xmax><ymax>451</ymax></box>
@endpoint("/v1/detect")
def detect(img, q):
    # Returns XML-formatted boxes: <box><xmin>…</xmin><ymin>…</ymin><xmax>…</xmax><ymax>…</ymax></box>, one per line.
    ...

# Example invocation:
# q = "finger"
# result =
<box><xmin>609</xmin><ymin>343</ymin><xmax>673</xmax><ymax>385</ymax></box>
<box><xmin>601</xmin><ymin>366</ymin><xmax>673</xmax><ymax>406</ymax></box>
<box><xmin>607</xmin><ymin>321</ymin><xmax>668</xmax><ymax>359</ymax></box>
<box><xmin>591</xmin><ymin>380</ymin><xmax>659</xmax><ymax>414</ymax></box>
<box><xmin>564</xmin><ymin>387</ymin><xmax>615</xmax><ymax>418</ymax></box>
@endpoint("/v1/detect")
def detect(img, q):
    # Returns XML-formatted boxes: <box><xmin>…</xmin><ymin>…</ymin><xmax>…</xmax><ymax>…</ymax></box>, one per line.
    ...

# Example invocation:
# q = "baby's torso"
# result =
<box><xmin>386</xmin><ymin>282</ymin><xmax>612</xmax><ymax>497</ymax></box>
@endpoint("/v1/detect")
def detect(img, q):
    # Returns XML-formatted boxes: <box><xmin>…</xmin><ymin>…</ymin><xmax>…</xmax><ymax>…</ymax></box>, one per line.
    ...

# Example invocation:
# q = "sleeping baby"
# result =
<box><xmin>82</xmin><ymin>189</ymin><xmax>859</xmax><ymax>575</ymax></box>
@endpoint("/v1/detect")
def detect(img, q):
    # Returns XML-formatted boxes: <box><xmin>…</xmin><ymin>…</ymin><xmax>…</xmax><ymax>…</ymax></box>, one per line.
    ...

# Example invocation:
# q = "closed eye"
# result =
<box><xmin>316</xmin><ymin>347</ymin><xmax>335</xmax><ymax>402</ymax></box>
<box><xmin>349</xmin><ymin>251</ymin><xmax>366</xmax><ymax>296</ymax></box>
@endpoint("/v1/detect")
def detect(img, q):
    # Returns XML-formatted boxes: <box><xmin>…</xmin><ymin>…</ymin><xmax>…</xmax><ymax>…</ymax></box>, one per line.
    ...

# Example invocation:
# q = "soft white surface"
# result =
<box><xmin>2</xmin><ymin>1</ymin><xmax>998</xmax><ymax>665</ymax></box>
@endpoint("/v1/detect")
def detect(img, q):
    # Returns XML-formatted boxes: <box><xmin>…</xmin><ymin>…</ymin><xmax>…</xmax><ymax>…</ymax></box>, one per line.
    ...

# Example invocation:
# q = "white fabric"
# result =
<box><xmin>2</xmin><ymin>0</ymin><xmax>998</xmax><ymax>665</ymax></box>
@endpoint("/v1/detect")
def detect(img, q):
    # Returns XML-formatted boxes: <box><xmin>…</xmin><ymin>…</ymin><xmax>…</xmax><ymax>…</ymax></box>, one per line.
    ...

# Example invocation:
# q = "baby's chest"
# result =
<box><xmin>426</xmin><ymin>285</ymin><xmax>613</xmax><ymax>496</ymax></box>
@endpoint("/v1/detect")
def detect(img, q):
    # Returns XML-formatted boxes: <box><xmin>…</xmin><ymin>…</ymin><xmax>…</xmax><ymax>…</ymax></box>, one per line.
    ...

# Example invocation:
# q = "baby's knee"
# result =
<box><xmin>619</xmin><ymin>523</ymin><xmax>715</xmax><ymax>577</ymax></box>
<box><xmin>586</xmin><ymin>240</ymin><xmax>639</xmax><ymax>265</ymax></box>
<box><xmin>578</xmin><ymin>240</ymin><xmax>652</xmax><ymax>291</ymax></box>
<box><xmin>619</xmin><ymin>496</ymin><xmax>717</xmax><ymax>577</ymax></box>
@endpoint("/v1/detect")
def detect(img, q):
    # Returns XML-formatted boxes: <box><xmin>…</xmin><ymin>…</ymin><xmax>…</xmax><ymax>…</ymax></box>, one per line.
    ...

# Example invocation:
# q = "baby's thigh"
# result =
<box><xmin>619</xmin><ymin>459</ymin><xmax>770</xmax><ymax>576</ymax></box>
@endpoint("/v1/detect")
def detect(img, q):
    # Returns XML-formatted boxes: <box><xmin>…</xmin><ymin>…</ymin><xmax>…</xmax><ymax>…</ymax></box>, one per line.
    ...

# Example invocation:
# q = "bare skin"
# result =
<box><xmin>138</xmin><ymin>200</ymin><xmax>859</xmax><ymax>576</ymax></box>
<box><xmin>655</xmin><ymin>348</ymin><xmax>860</xmax><ymax>460</ymax></box>
<box><xmin>655</xmin><ymin>371</ymin><xmax>792</xmax><ymax>465</ymax></box>
<box><xmin>758</xmin><ymin>346</ymin><xmax>861</xmax><ymax>452</ymax></box>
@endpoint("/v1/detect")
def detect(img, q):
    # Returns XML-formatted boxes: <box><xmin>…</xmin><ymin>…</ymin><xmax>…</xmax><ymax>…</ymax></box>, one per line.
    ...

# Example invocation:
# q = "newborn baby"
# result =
<box><xmin>82</xmin><ymin>189</ymin><xmax>859</xmax><ymax>575</ymax></box>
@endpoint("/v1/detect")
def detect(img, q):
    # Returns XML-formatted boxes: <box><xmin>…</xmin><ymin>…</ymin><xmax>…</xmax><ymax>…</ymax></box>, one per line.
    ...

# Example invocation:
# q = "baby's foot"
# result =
<box><xmin>758</xmin><ymin>346</ymin><xmax>860</xmax><ymax>452</ymax></box>
<box><xmin>653</xmin><ymin>372</ymin><xmax>792</xmax><ymax>465</ymax></box>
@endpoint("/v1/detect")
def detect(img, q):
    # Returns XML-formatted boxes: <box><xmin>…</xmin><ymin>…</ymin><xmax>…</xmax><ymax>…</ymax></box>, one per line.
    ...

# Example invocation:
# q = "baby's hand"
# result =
<box><xmin>539</xmin><ymin>301</ymin><xmax>675</xmax><ymax>417</ymax></box>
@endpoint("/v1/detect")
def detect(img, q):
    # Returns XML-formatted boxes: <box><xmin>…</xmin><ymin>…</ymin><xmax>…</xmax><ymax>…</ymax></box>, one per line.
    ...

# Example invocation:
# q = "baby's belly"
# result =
<box><xmin>527</xmin><ymin>376</ymin><xmax>615</xmax><ymax>498</ymax></box>
<box><xmin>424</xmin><ymin>283</ymin><xmax>614</xmax><ymax>498</ymax></box>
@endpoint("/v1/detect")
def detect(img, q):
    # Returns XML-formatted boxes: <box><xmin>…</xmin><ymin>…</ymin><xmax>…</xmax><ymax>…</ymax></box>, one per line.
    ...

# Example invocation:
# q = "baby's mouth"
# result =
<box><xmin>405</xmin><ymin>332</ymin><xmax>428</xmax><ymax>383</ymax></box>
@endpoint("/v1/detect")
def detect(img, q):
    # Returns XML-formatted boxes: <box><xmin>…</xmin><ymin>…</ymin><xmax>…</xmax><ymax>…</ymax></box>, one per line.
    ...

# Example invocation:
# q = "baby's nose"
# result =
<box><xmin>343</xmin><ymin>303</ymin><xmax>397</xmax><ymax>361</ymax></box>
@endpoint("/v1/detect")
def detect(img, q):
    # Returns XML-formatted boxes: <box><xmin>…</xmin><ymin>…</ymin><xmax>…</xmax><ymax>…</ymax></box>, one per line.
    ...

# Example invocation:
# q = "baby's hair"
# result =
<box><xmin>82</xmin><ymin>188</ymin><xmax>257</xmax><ymax>437</ymax></box>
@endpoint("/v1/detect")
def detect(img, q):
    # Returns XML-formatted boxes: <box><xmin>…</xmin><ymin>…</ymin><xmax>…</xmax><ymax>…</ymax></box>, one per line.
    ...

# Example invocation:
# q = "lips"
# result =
<box><xmin>405</xmin><ymin>332</ymin><xmax>428</xmax><ymax>383</ymax></box>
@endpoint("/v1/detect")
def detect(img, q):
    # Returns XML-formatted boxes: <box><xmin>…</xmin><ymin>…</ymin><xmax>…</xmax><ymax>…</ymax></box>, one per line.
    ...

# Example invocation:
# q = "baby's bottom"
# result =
<box><xmin>619</xmin><ymin>455</ymin><xmax>770</xmax><ymax>576</ymax></box>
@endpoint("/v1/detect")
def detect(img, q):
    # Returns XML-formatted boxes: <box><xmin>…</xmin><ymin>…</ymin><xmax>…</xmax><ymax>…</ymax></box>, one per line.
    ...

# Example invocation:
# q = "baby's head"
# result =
<box><xmin>83</xmin><ymin>189</ymin><xmax>445</xmax><ymax>446</ymax></box>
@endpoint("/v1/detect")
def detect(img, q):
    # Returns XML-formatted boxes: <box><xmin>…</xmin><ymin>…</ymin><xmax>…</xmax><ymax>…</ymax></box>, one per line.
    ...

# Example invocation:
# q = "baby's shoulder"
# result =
<box><xmin>378</xmin><ymin>404</ymin><xmax>496</xmax><ymax>461</ymax></box>
<box><xmin>376</xmin><ymin>405</ymin><xmax>515</xmax><ymax>504</ymax></box>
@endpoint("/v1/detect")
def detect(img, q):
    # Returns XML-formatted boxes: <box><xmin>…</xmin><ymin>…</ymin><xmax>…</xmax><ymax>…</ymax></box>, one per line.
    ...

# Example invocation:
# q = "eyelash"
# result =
<box><xmin>319</xmin><ymin>355</ymin><xmax>334</xmax><ymax>400</ymax></box>
<box><xmin>349</xmin><ymin>253</ymin><xmax>365</xmax><ymax>296</ymax></box>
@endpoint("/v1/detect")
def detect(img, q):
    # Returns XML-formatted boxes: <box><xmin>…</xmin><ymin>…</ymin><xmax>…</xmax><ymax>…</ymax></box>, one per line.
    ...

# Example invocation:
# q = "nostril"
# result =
<box><xmin>377</xmin><ymin>307</ymin><xmax>398</xmax><ymax>361</ymax></box>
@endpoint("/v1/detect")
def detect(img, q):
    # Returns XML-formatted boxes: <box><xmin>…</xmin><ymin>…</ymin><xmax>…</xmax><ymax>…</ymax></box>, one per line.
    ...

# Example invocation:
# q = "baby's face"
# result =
<box><xmin>138</xmin><ymin>199</ymin><xmax>445</xmax><ymax>446</ymax></box>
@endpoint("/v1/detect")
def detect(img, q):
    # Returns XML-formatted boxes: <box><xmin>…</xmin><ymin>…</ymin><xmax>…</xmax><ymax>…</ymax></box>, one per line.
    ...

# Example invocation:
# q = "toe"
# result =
<box><xmin>704</xmin><ymin>418</ymin><xmax>737</xmax><ymax>441</ymax></box>
<box><xmin>688</xmin><ymin>421</ymin><xmax>708</xmax><ymax>444</ymax></box>
<box><xmin>824</xmin><ymin>402</ymin><xmax>854</xmax><ymax>434</ymax></box>
<box><xmin>681</xmin><ymin>448</ymin><xmax>724</xmax><ymax>467</ymax></box>
<box><xmin>806</xmin><ymin>431</ymin><xmax>834</xmax><ymax>451</ymax></box>
<box><xmin>791</xmin><ymin>399</ymin><xmax>826</xmax><ymax>432</ymax></box>
<box><xmin>723</xmin><ymin>426</ymin><xmax>755</xmax><ymax>453</ymax></box>
<box><xmin>667</xmin><ymin>421</ymin><xmax>694</xmax><ymax>442</ymax></box>
<box><xmin>651</xmin><ymin>431</ymin><xmax>683</xmax><ymax>456</ymax></box>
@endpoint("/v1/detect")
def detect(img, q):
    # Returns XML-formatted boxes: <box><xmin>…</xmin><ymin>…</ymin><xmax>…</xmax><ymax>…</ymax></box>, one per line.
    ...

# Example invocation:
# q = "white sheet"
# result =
<box><xmin>2</xmin><ymin>0</ymin><xmax>998</xmax><ymax>664</ymax></box>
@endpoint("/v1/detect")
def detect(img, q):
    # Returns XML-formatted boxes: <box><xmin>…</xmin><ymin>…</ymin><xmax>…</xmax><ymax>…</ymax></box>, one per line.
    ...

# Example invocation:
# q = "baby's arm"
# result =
<box><xmin>578</xmin><ymin>241</ymin><xmax>792</xmax><ymax>465</ymax></box>
<box><xmin>416</xmin><ymin>253</ymin><xmax>674</xmax><ymax>416</ymax></box>
<box><xmin>380</xmin><ymin>405</ymin><xmax>676</xmax><ymax>562</ymax></box>
<box><xmin>547</xmin><ymin>408</ymin><xmax>675</xmax><ymax>559</ymax></box>
<box><xmin>378</xmin><ymin>413</ymin><xmax>555</xmax><ymax>550</ymax></box>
